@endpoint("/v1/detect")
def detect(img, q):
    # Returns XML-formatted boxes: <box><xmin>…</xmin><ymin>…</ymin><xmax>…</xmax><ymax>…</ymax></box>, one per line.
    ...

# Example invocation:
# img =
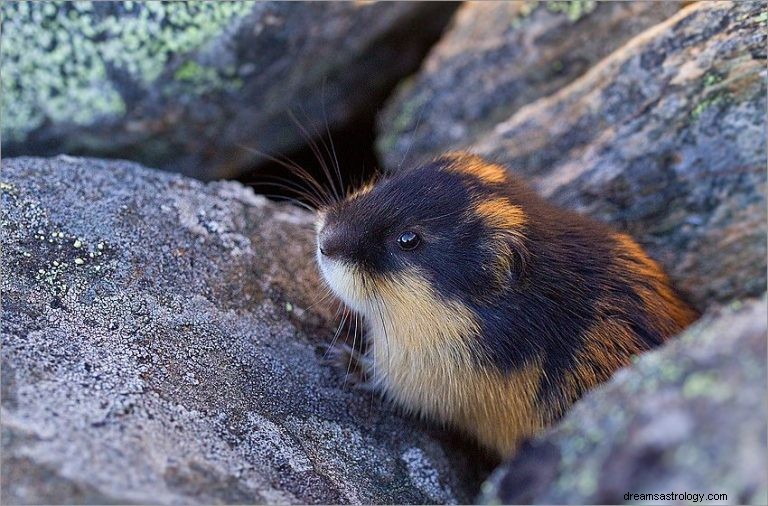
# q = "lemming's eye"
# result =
<box><xmin>397</xmin><ymin>231</ymin><xmax>421</xmax><ymax>251</ymax></box>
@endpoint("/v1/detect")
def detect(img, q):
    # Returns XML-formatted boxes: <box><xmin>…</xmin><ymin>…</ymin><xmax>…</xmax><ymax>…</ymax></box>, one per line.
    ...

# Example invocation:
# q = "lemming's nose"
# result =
<box><xmin>319</xmin><ymin>225</ymin><xmax>346</xmax><ymax>259</ymax></box>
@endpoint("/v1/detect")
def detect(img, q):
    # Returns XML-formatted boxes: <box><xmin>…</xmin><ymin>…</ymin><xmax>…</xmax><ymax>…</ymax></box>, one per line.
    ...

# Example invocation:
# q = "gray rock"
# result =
<box><xmin>377</xmin><ymin>0</ymin><xmax>681</xmax><ymax>170</ymax></box>
<box><xmin>479</xmin><ymin>296</ymin><xmax>768</xmax><ymax>505</ymax></box>
<box><xmin>1</xmin><ymin>2</ymin><xmax>457</xmax><ymax>180</ymax></box>
<box><xmin>0</xmin><ymin>156</ymin><xmax>488</xmax><ymax>504</ymax></box>
<box><xmin>472</xmin><ymin>1</ymin><xmax>767</xmax><ymax>310</ymax></box>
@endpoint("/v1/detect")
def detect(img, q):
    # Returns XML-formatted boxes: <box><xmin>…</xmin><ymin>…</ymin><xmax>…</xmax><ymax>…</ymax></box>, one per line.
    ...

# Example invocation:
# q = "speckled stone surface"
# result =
<box><xmin>0</xmin><ymin>156</ymin><xmax>489</xmax><ymax>504</ymax></box>
<box><xmin>472</xmin><ymin>0</ymin><xmax>767</xmax><ymax>310</ymax></box>
<box><xmin>376</xmin><ymin>0</ymin><xmax>681</xmax><ymax>170</ymax></box>
<box><xmin>479</xmin><ymin>296</ymin><xmax>768</xmax><ymax>505</ymax></box>
<box><xmin>2</xmin><ymin>2</ymin><xmax>457</xmax><ymax>179</ymax></box>
<box><xmin>381</xmin><ymin>1</ymin><xmax>767</xmax><ymax>311</ymax></box>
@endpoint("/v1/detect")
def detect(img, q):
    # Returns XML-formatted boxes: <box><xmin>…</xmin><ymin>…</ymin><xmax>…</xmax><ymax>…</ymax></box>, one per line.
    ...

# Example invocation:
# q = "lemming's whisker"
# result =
<box><xmin>296</xmin><ymin>103</ymin><xmax>346</xmax><ymax>201</ymax></box>
<box><xmin>303</xmin><ymin>287</ymin><xmax>334</xmax><ymax>313</ymax></box>
<box><xmin>367</xmin><ymin>300</ymin><xmax>378</xmax><ymax>416</ymax></box>
<box><xmin>238</xmin><ymin>143</ymin><xmax>334</xmax><ymax>207</ymax></box>
<box><xmin>288</xmin><ymin>109</ymin><xmax>343</xmax><ymax>203</ymax></box>
<box><xmin>257</xmin><ymin>191</ymin><xmax>318</xmax><ymax>214</ymax></box>
<box><xmin>258</xmin><ymin>193</ymin><xmax>317</xmax><ymax>213</ymax></box>
<box><xmin>370</xmin><ymin>303</ymin><xmax>377</xmax><ymax>389</ymax></box>
<box><xmin>252</xmin><ymin>182</ymin><xmax>322</xmax><ymax>209</ymax></box>
<box><xmin>322</xmin><ymin>304</ymin><xmax>350</xmax><ymax>362</ymax></box>
<box><xmin>253</xmin><ymin>177</ymin><xmax>326</xmax><ymax>210</ymax></box>
<box><xmin>343</xmin><ymin>310</ymin><xmax>359</xmax><ymax>389</ymax></box>
<box><xmin>373</xmin><ymin>290</ymin><xmax>392</xmax><ymax>383</ymax></box>
<box><xmin>327</xmin><ymin>300</ymin><xmax>346</xmax><ymax>338</ymax></box>
<box><xmin>320</xmin><ymin>79</ymin><xmax>345</xmax><ymax>200</ymax></box>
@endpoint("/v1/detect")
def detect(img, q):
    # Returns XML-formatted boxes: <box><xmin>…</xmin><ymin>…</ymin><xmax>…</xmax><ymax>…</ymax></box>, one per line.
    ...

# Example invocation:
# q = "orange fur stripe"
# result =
<box><xmin>441</xmin><ymin>152</ymin><xmax>509</xmax><ymax>184</ymax></box>
<box><xmin>475</xmin><ymin>197</ymin><xmax>527</xmax><ymax>229</ymax></box>
<box><xmin>612</xmin><ymin>233</ymin><xmax>698</xmax><ymax>333</ymax></box>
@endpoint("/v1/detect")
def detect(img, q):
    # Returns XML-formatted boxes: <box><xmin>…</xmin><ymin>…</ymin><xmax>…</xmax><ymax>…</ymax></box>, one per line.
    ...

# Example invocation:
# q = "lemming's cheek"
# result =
<box><xmin>317</xmin><ymin>257</ymin><xmax>369</xmax><ymax>314</ymax></box>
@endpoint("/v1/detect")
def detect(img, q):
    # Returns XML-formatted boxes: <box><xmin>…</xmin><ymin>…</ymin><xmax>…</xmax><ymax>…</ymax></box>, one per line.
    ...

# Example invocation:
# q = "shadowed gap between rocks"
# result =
<box><xmin>237</xmin><ymin>112</ymin><xmax>381</xmax><ymax>208</ymax></box>
<box><xmin>236</xmin><ymin>4</ymin><xmax>460</xmax><ymax>207</ymax></box>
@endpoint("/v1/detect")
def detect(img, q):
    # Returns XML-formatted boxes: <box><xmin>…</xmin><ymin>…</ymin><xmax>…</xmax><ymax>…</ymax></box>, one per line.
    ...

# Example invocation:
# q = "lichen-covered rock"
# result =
<box><xmin>472</xmin><ymin>1</ymin><xmax>767</xmax><ymax>310</ymax></box>
<box><xmin>1</xmin><ymin>2</ymin><xmax>457</xmax><ymax>180</ymax></box>
<box><xmin>377</xmin><ymin>1</ymin><xmax>681</xmax><ymax>169</ymax></box>
<box><xmin>479</xmin><ymin>296</ymin><xmax>768</xmax><ymax>505</ymax></box>
<box><xmin>0</xmin><ymin>156</ymin><xmax>488</xmax><ymax>504</ymax></box>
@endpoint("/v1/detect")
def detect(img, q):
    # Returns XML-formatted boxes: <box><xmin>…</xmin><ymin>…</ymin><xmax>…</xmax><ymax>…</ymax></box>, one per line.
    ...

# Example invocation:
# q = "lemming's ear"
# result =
<box><xmin>500</xmin><ymin>230</ymin><xmax>530</xmax><ymax>282</ymax></box>
<box><xmin>480</xmin><ymin>228</ymin><xmax>530</xmax><ymax>290</ymax></box>
<box><xmin>473</xmin><ymin>196</ymin><xmax>530</xmax><ymax>283</ymax></box>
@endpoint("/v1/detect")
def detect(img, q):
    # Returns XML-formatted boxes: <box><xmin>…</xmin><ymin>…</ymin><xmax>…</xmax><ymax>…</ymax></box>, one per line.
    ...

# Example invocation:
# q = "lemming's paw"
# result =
<box><xmin>321</xmin><ymin>341</ymin><xmax>375</xmax><ymax>390</ymax></box>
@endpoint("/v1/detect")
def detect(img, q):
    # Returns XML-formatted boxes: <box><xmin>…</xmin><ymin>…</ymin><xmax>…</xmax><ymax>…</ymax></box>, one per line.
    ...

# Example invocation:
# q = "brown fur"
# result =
<box><xmin>367</xmin><ymin>270</ymin><xmax>543</xmax><ymax>456</ymax></box>
<box><xmin>316</xmin><ymin>153</ymin><xmax>698</xmax><ymax>458</ymax></box>
<box><xmin>612</xmin><ymin>233</ymin><xmax>698</xmax><ymax>333</ymax></box>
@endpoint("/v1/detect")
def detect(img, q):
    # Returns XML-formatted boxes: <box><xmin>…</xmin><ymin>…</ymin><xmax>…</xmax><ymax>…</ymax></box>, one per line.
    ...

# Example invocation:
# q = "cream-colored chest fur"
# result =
<box><xmin>364</xmin><ymin>295</ymin><xmax>544</xmax><ymax>457</ymax></box>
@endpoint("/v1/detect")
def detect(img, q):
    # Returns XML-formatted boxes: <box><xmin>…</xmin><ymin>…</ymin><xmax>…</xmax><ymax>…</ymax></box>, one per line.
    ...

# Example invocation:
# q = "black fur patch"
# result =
<box><xmin>322</xmin><ymin>155</ymin><xmax>683</xmax><ymax>421</ymax></box>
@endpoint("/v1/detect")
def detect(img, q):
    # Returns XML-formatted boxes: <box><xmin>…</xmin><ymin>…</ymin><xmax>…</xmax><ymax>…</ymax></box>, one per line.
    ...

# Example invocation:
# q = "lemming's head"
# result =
<box><xmin>315</xmin><ymin>153</ymin><xmax>530</xmax><ymax>318</ymax></box>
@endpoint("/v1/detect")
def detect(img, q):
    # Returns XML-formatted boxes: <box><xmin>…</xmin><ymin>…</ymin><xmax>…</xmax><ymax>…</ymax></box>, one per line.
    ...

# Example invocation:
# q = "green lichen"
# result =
<box><xmin>516</xmin><ymin>1</ymin><xmax>540</xmax><ymax>20</ymax></box>
<box><xmin>575</xmin><ymin>467</ymin><xmax>597</xmax><ymax>498</ymax></box>
<box><xmin>660</xmin><ymin>361</ymin><xmax>686</xmax><ymax>382</ymax></box>
<box><xmin>702</xmin><ymin>71</ymin><xmax>724</xmax><ymax>88</ymax></box>
<box><xmin>691</xmin><ymin>71</ymin><xmax>729</xmax><ymax>120</ymax></box>
<box><xmin>391</xmin><ymin>92</ymin><xmax>428</xmax><ymax>135</ymax></box>
<box><xmin>171</xmin><ymin>60</ymin><xmax>243</xmax><ymax>96</ymax></box>
<box><xmin>1</xmin><ymin>1</ymin><xmax>253</xmax><ymax>141</ymax></box>
<box><xmin>681</xmin><ymin>372</ymin><xmax>731</xmax><ymax>400</ymax></box>
<box><xmin>546</xmin><ymin>1</ymin><xmax>597</xmax><ymax>22</ymax></box>
<box><xmin>511</xmin><ymin>0</ymin><xmax>597</xmax><ymax>29</ymax></box>
<box><xmin>691</xmin><ymin>94</ymin><xmax>726</xmax><ymax>120</ymax></box>
<box><xmin>174</xmin><ymin>60</ymin><xmax>207</xmax><ymax>82</ymax></box>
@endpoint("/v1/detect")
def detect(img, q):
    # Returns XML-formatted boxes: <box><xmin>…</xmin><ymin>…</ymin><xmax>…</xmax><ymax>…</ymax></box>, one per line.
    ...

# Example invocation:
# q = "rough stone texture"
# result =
<box><xmin>1</xmin><ymin>1</ymin><xmax>457</xmax><ymax>180</ymax></box>
<box><xmin>472</xmin><ymin>1</ymin><xmax>767</xmax><ymax>310</ymax></box>
<box><xmin>479</xmin><ymin>296</ymin><xmax>768</xmax><ymax>505</ymax></box>
<box><xmin>377</xmin><ymin>0</ymin><xmax>681</xmax><ymax>170</ymax></box>
<box><xmin>0</xmin><ymin>156</ymin><xmax>490</xmax><ymax>505</ymax></box>
<box><xmin>380</xmin><ymin>1</ymin><xmax>766</xmax><ymax>311</ymax></box>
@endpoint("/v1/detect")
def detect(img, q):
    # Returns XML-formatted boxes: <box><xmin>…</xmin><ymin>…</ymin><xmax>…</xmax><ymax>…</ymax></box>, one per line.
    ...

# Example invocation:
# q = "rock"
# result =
<box><xmin>1</xmin><ymin>2</ymin><xmax>457</xmax><ymax>180</ymax></box>
<box><xmin>380</xmin><ymin>1</ymin><xmax>765</xmax><ymax>310</ymax></box>
<box><xmin>0</xmin><ymin>157</ymin><xmax>489</xmax><ymax>504</ymax></box>
<box><xmin>479</xmin><ymin>296</ymin><xmax>768</xmax><ymax>505</ymax></box>
<box><xmin>472</xmin><ymin>1</ymin><xmax>767</xmax><ymax>310</ymax></box>
<box><xmin>377</xmin><ymin>0</ymin><xmax>681</xmax><ymax>170</ymax></box>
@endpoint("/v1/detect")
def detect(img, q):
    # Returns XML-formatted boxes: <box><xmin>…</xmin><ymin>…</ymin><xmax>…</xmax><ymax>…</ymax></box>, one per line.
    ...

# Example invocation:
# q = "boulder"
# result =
<box><xmin>1</xmin><ymin>2</ymin><xmax>457</xmax><ymax>180</ymax></box>
<box><xmin>380</xmin><ymin>1</ymin><xmax>766</xmax><ymax>311</ymax></box>
<box><xmin>472</xmin><ymin>0</ymin><xmax>767</xmax><ymax>310</ymax></box>
<box><xmin>479</xmin><ymin>296</ymin><xmax>768</xmax><ymax>505</ymax></box>
<box><xmin>0</xmin><ymin>156</ymin><xmax>489</xmax><ymax>504</ymax></box>
<box><xmin>377</xmin><ymin>0</ymin><xmax>681</xmax><ymax>170</ymax></box>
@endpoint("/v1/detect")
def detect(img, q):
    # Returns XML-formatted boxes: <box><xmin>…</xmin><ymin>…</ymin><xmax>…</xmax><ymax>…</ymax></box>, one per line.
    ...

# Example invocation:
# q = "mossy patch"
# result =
<box><xmin>691</xmin><ymin>90</ymin><xmax>729</xmax><ymax>121</ymax></box>
<box><xmin>691</xmin><ymin>71</ymin><xmax>729</xmax><ymax>120</ymax></box>
<box><xmin>546</xmin><ymin>1</ymin><xmax>597</xmax><ymax>22</ymax></box>
<box><xmin>702</xmin><ymin>71</ymin><xmax>724</xmax><ymax>88</ymax></box>
<box><xmin>681</xmin><ymin>372</ymin><xmax>731</xmax><ymax>400</ymax></box>
<box><xmin>511</xmin><ymin>1</ymin><xmax>597</xmax><ymax>29</ymax></box>
<box><xmin>171</xmin><ymin>60</ymin><xmax>243</xmax><ymax>96</ymax></box>
<box><xmin>391</xmin><ymin>92</ymin><xmax>429</xmax><ymax>134</ymax></box>
<box><xmin>1</xmin><ymin>1</ymin><xmax>253</xmax><ymax>141</ymax></box>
